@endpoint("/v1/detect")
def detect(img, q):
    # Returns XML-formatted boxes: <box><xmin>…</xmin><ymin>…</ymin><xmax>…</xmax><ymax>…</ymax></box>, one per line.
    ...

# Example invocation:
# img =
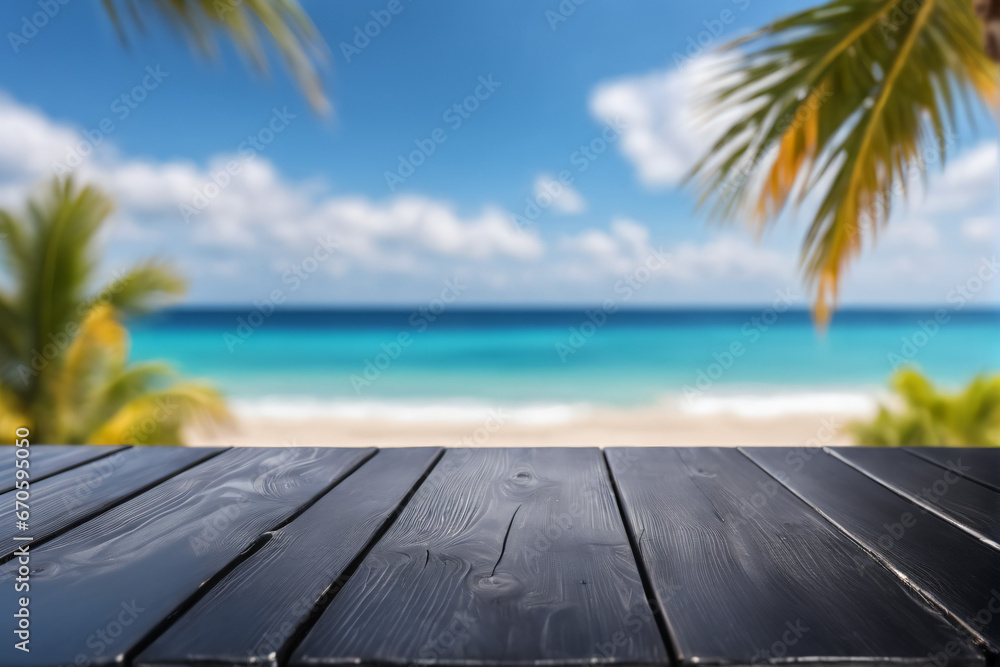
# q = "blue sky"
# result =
<box><xmin>1</xmin><ymin>0</ymin><xmax>998</xmax><ymax>308</ymax></box>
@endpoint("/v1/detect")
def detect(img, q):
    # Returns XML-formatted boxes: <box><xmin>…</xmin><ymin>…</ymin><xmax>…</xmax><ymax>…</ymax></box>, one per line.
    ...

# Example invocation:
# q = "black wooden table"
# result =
<box><xmin>1</xmin><ymin>446</ymin><xmax>998</xmax><ymax>667</ymax></box>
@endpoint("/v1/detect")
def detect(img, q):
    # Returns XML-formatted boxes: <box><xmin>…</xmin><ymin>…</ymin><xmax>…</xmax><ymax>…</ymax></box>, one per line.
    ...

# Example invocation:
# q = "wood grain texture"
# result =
<box><xmin>136</xmin><ymin>447</ymin><xmax>442</xmax><ymax>667</ymax></box>
<box><xmin>744</xmin><ymin>447</ymin><xmax>1000</xmax><ymax>657</ymax></box>
<box><xmin>907</xmin><ymin>448</ymin><xmax>1000</xmax><ymax>493</ymax></box>
<box><xmin>606</xmin><ymin>447</ymin><xmax>984</xmax><ymax>666</ymax></box>
<box><xmin>0</xmin><ymin>444</ymin><xmax>126</xmax><ymax>493</ymax></box>
<box><xmin>0</xmin><ymin>447</ymin><xmax>373</xmax><ymax>667</ymax></box>
<box><xmin>833</xmin><ymin>447</ymin><xmax>1000</xmax><ymax>548</ymax></box>
<box><xmin>290</xmin><ymin>447</ymin><xmax>669</xmax><ymax>666</ymax></box>
<box><xmin>0</xmin><ymin>446</ymin><xmax>224</xmax><ymax>562</ymax></box>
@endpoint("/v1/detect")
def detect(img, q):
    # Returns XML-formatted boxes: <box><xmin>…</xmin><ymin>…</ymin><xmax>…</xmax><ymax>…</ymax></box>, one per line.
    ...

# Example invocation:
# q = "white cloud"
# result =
<box><xmin>883</xmin><ymin>218</ymin><xmax>940</xmax><ymax>249</ymax></box>
<box><xmin>589</xmin><ymin>55</ymin><xmax>738</xmax><ymax>188</ymax></box>
<box><xmin>0</xmin><ymin>95</ymin><xmax>546</xmax><ymax>274</ymax></box>
<box><xmin>961</xmin><ymin>216</ymin><xmax>998</xmax><ymax>243</ymax></box>
<box><xmin>0</xmin><ymin>96</ymin><xmax>79</xmax><ymax>179</ymax></box>
<box><xmin>557</xmin><ymin>220</ymin><xmax>792</xmax><ymax>285</ymax></box>
<box><xmin>665</xmin><ymin>235</ymin><xmax>793</xmax><ymax>282</ymax></box>
<box><xmin>533</xmin><ymin>174</ymin><xmax>585</xmax><ymax>214</ymax></box>
<box><xmin>559</xmin><ymin>218</ymin><xmax>650</xmax><ymax>275</ymax></box>
<box><xmin>4</xmin><ymin>92</ymin><xmax>992</xmax><ymax>306</ymax></box>
<box><xmin>924</xmin><ymin>143</ymin><xmax>999</xmax><ymax>215</ymax></box>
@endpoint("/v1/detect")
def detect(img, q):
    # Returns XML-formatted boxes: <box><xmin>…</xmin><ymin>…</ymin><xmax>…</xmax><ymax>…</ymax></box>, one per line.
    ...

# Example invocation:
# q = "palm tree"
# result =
<box><xmin>849</xmin><ymin>368</ymin><xmax>1000</xmax><ymax>446</ymax></box>
<box><xmin>687</xmin><ymin>0</ymin><xmax>998</xmax><ymax>325</ymax></box>
<box><xmin>101</xmin><ymin>0</ymin><xmax>329</xmax><ymax>113</ymax></box>
<box><xmin>0</xmin><ymin>179</ymin><xmax>229</xmax><ymax>445</ymax></box>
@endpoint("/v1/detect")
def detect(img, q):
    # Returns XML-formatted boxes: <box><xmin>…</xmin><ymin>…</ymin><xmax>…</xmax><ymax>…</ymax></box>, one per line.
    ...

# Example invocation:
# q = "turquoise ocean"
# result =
<box><xmin>127</xmin><ymin>308</ymin><xmax>1000</xmax><ymax>421</ymax></box>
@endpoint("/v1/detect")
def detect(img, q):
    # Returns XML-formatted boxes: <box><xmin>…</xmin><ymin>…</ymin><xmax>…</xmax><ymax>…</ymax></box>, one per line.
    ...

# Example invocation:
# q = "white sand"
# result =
<box><xmin>188</xmin><ymin>404</ymin><xmax>860</xmax><ymax>448</ymax></box>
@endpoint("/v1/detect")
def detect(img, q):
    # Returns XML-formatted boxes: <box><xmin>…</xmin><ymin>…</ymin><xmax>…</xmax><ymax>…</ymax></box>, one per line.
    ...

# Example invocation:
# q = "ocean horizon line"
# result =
<box><xmin>154</xmin><ymin>305</ymin><xmax>1000</xmax><ymax>313</ymax></box>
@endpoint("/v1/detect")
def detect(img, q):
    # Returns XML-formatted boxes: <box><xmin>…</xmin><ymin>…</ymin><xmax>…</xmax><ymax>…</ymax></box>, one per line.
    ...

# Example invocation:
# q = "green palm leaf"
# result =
<box><xmin>849</xmin><ymin>368</ymin><xmax>1000</xmax><ymax>446</ymax></box>
<box><xmin>101</xmin><ymin>0</ymin><xmax>329</xmax><ymax>113</ymax></box>
<box><xmin>688</xmin><ymin>0</ymin><xmax>997</xmax><ymax>325</ymax></box>
<box><xmin>0</xmin><ymin>179</ymin><xmax>230</xmax><ymax>445</ymax></box>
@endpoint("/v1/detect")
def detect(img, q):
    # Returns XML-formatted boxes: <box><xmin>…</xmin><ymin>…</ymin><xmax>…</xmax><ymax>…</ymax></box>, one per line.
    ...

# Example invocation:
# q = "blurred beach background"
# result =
<box><xmin>1</xmin><ymin>0</ymin><xmax>999</xmax><ymax>447</ymax></box>
<box><xmin>132</xmin><ymin>308</ymin><xmax>1000</xmax><ymax>446</ymax></box>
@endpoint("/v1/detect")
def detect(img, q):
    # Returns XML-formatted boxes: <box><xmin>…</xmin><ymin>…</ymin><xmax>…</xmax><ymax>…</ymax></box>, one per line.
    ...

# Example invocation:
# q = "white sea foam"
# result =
<box><xmin>231</xmin><ymin>397</ymin><xmax>589</xmax><ymax>425</ymax></box>
<box><xmin>675</xmin><ymin>390</ymin><xmax>881</xmax><ymax>419</ymax></box>
<box><xmin>232</xmin><ymin>388</ymin><xmax>882</xmax><ymax>424</ymax></box>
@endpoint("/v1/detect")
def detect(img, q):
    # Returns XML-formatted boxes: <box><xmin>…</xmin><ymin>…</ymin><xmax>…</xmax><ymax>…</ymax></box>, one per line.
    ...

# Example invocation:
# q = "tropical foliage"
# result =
<box><xmin>688</xmin><ymin>0</ymin><xmax>998</xmax><ymax>325</ymax></box>
<box><xmin>101</xmin><ymin>0</ymin><xmax>329</xmax><ymax>112</ymax></box>
<box><xmin>0</xmin><ymin>179</ymin><xmax>229</xmax><ymax>445</ymax></box>
<box><xmin>849</xmin><ymin>368</ymin><xmax>1000</xmax><ymax>446</ymax></box>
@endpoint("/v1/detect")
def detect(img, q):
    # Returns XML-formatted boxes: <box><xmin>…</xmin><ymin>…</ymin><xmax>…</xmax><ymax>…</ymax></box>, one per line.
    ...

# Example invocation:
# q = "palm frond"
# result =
<box><xmin>0</xmin><ymin>178</ymin><xmax>230</xmax><ymax>444</ymax></box>
<box><xmin>688</xmin><ymin>0</ymin><xmax>998</xmax><ymax>325</ymax></box>
<box><xmin>101</xmin><ymin>0</ymin><xmax>329</xmax><ymax>113</ymax></box>
<box><xmin>849</xmin><ymin>368</ymin><xmax>1000</xmax><ymax>446</ymax></box>
<box><xmin>88</xmin><ymin>384</ymin><xmax>231</xmax><ymax>445</ymax></box>
<box><xmin>89</xmin><ymin>259</ymin><xmax>187</xmax><ymax>316</ymax></box>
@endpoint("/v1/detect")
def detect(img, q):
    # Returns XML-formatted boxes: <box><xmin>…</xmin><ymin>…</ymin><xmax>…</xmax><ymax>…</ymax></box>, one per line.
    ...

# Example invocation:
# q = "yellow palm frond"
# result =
<box><xmin>88</xmin><ymin>384</ymin><xmax>231</xmax><ymax>446</ymax></box>
<box><xmin>0</xmin><ymin>384</ymin><xmax>28</xmax><ymax>445</ymax></box>
<box><xmin>0</xmin><ymin>178</ymin><xmax>230</xmax><ymax>445</ymax></box>
<box><xmin>688</xmin><ymin>0</ymin><xmax>998</xmax><ymax>326</ymax></box>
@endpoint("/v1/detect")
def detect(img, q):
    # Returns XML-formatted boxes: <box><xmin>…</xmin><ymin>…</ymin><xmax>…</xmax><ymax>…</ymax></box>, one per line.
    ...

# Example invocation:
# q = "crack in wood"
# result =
<box><xmin>491</xmin><ymin>504</ymin><xmax>521</xmax><ymax>577</ymax></box>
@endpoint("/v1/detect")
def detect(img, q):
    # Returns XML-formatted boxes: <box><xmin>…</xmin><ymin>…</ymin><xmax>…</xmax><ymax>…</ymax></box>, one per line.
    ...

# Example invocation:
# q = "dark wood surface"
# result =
<box><xmin>0</xmin><ymin>445</ymin><xmax>997</xmax><ymax>667</ymax></box>
<box><xmin>908</xmin><ymin>447</ymin><xmax>1000</xmax><ymax>493</ymax></box>
<box><xmin>0</xmin><ymin>447</ymin><xmax>373</xmax><ymax>667</ymax></box>
<box><xmin>606</xmin><ymin>447</ymin><xmax>984</xmax><ymax>666</ymax></box>
<box><xmin>0</xmin><ymin>444</ymin><xmax>126</xmax><ymax>494</ymax></box>
<box><xmin>291</xmin><ymin>447</ymin><xmax>669</xmax><ymax>666</ymax></box>
<box><xmin>743</xmin><ymin>447</ymin><xmax>1000</xmax><ymax>657</ymax></box>
<box><xmin>0</xmin><ymin>446</ymin><xmax>223</xmax><ymax>563</ymax></box>
<box><xmin>833</xmin><ymin>447</ymin><xmax>1000</xmax><ymax>547</ymax></box>
<box><xmin>136</xmin><ymin>447</ymin><xmax>441</xmax><ymax>667</ymax></box>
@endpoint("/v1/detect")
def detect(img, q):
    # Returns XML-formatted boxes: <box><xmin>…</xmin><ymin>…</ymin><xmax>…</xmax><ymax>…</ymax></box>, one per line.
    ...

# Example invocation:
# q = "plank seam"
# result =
<box><xmin>123</xmin><ymin>447</ymin><xmax>379</xmax><ymax>666</ymax></box>
<box><xmin>278</xmin><ymin>447</ymin><xmax>446</xmax><ymax>667</ymax></box>
<box><xmin>601</xmin><ymin>449</ymin><xmax>680</xmax><ymax>667</ymax></box>
<box><xmin>904</xmin><ymin>449</ymin><xmax>1000</xmax><ymax>495</ymax></box>
<box><xmin>23</xmin><ymin>445</ymin><xmax>132</xmax><ymax>488</ymax></box>
<box><xmin>737</xmin><ymin>447</ymin><xmax>996</xmax><ymax>659</ymax></box>
<box><xmin>0</xmin><ymin>447</ymin><xmax>230</xmax><ymax>567</ymax></box>
<box><xmin>827</xmin><ymin>448</ymin><xmax>1000</xmax><ymax>552</ymax></box>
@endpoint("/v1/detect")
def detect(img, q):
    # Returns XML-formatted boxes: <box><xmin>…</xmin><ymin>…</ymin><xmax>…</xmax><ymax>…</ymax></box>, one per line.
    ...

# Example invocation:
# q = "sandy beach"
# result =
<box><xmin>188</xmin><ymin>404</ymin><xmax>861</xmax><ymax>448</ymax></box>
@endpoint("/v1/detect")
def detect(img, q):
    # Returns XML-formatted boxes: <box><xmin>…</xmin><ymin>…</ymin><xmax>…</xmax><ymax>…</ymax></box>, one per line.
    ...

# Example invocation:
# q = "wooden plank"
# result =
<box><xmin>833</xmin><ymin>447</ymin><xmax>1000</xmax><ymax>548</ymax></box>
<box><xmin>606</xmin><ymin>447</ymin><xmax>984</xmax><ymax>666</ymax></box>
<box><xmin>136</xmin><ymin>447</ymin><xmax>442</xmax><ymax>667</ymax></box>
<box><xmin>290</xmin><ymin>447</ymin><xmax>668</xmax><ymax>666</ymax></box>
<box><xmin>907</xmin><ymin>448</ymin><xmax>1000</xmax><ymax>494</ymax></box>
<box><xmin>744</xmin><ymin>447</ymin><xmax>1000</xmax><ymax>657</ymax></box>
<box><xmin>0</xmin><ymin>446</ymin><xmax>224</xmax><ymax>563</ymax></box>
<box><xmin>0</xmin><ymin>444</ymin><xmax>126</xmax><ymax>494</ymax></box>
<box><xmin>0</xmin><ymin>446</ymin><xmax>373</xmax><ymax>667</ymax></box>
